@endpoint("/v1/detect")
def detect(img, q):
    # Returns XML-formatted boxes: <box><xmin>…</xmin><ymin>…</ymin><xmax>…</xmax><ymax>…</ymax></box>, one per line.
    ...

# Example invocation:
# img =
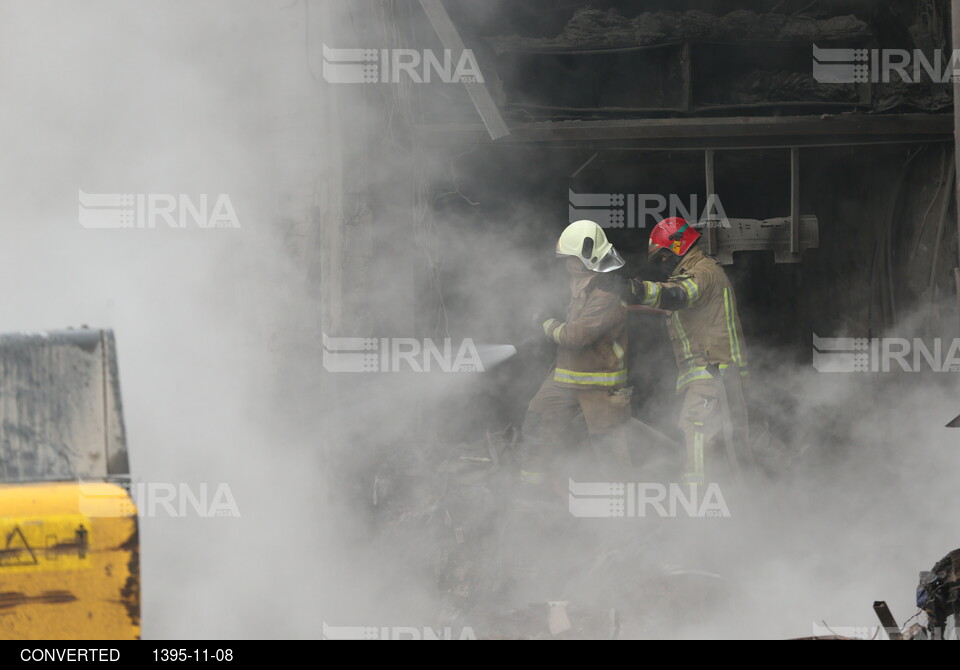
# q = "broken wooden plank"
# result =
<box><xmin>873</xmin><ymin>601</ymin><xmax>903</xmax><ymax>641</ymax></box>
<box><xmin>790</xmin><ymin>147</ymin><xmax>800</xmax><ymax>255</ymax></box>
<box><xmin>418</xmin><ymin>0</ymin><xmax>510</xmax><ymax>141</ymax></box>
<box><xmin>704</xmin><ymin>149</ymin><xmax>717</xmax><ymax>256</ymax></box>
<box><xmin>952</xmin><ymin>0</ymin><xmax>960</xmax><ymax>327</ymax></box>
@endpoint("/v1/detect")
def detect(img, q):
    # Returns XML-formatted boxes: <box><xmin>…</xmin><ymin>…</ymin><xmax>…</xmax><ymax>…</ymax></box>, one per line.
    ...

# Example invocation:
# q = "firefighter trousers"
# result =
<box><xmin>677</xmin><ymin>375</ymin><xmax>749</xmax><ymax>485</ymax></box>
<box><xmin>521</xmin><ymin>374</ymin><xmax>632</xmax><ymax>485</ymax></box>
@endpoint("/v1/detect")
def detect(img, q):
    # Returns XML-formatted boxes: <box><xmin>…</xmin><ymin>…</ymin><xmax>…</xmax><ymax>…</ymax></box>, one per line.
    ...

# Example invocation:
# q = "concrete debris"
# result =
<box><xmin>490</xmin><ymin>8</ymin><xmax>871</xmax><ymax>52</ymax></box>
<box><xmin>465</xmin><ymin>602</ymin><xmax>619</xmax><ymax>640</ymax></box>
<box><xmin>700</xmin><ymin>70</ymin><xmax>859</xmax><ymax>106</ymax></box>
<box><xmin>916</xmin><ymin>548</ymin><xmax>960</xmax><ymax>639</ymax></box>
<box><xmin>872</xmin><ymin>78</ymin><xmax>953</xmax><ymax>113</ymax></box>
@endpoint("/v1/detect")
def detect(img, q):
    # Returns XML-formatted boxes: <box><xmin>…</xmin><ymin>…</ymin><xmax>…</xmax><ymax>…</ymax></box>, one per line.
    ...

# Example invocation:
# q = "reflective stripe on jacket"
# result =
<box><xmin>545</xmin><ymin>269</ymin><xmax>628</xmax><ymax>390</ymax></box>
<box><xmin>634</xmin><ymin>247</ymin><xmax>747</xmax><ymax>393</ymax></box>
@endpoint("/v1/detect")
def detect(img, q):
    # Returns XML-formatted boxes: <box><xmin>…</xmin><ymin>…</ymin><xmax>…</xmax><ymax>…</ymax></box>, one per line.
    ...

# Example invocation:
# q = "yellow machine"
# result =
<box><xmin>0</xmin><ymin>329</ymin><xmax>139</xmax><ymax>639</ymax></box>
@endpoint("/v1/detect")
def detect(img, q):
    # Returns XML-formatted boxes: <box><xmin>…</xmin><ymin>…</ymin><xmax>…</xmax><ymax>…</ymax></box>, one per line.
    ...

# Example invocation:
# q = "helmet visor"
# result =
<box><xmin>593</xmin><ymin>246</ymin><xmax>625</xmax><ymax>273</ymax></box>
<box><xmin>555</xmin><ymin>241</ymin><xmax>624</xmax><ymax>272</ymax></box>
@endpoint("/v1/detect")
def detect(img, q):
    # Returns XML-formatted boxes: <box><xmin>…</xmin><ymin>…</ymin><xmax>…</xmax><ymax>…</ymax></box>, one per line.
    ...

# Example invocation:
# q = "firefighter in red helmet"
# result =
<box><xmin>631</xmin><ymin>217</ymin><xmax>751</xmax><ymax>484</ymax></box>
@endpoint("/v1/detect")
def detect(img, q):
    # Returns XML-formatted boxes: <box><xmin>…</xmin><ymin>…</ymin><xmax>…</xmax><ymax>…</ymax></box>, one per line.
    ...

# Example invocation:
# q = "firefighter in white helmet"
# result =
<box><xmin>521</xmin><ymin>220</ymin><xmax>631</xmax><ymax>490</ymax></box>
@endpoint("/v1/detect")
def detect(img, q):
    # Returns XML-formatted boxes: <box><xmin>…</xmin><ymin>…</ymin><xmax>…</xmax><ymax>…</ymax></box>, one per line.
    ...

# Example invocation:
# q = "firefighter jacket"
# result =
<box><xmin>543</xmin><ymin>263</ymin><xmax>628</xmax><ymax>390</ymax></box>
<box><xmin>631</xmin><ymin>247</ymin><xmax>748</xmax><ymax>393</ymax></box>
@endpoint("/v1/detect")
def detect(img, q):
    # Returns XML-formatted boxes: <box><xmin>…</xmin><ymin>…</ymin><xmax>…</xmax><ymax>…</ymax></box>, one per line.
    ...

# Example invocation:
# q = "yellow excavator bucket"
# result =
<box><xmin>0</xmin><ymin>329</ymin><xmax>139</xmax><ymax>640</ymax></box>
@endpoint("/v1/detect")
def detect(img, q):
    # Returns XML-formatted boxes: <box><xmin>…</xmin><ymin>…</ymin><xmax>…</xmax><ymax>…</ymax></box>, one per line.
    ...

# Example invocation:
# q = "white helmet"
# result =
<box><xmin>556</xmin><ymin>220</ymin><xmax>625</xmax><ymax>273</ymax></box>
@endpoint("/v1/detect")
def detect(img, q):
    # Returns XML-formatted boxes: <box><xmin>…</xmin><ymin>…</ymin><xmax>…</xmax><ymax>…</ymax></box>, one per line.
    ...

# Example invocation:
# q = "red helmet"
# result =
<box><xmin>649</xmin><ymin>217</ymin><xmax>700</xmax><ymax>257</ymax></box>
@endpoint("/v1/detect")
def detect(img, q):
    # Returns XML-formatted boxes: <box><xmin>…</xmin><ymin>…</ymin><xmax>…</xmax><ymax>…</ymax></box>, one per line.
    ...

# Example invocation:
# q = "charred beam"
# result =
<box><xmin>418</xmin><ymin>0</ymin><xmax>510</xmax><ymax>141</ymax></box>
<box><xmin>415</xmin><ymin>114</ymin><xmax>952</xmax><ymax>148</ymax></box>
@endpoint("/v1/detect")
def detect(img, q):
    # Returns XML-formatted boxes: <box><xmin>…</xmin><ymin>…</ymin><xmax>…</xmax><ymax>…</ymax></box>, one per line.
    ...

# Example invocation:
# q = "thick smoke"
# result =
<box><xmin>0</xmin><ymin>0</ymin><xmax>330</xmax><ymax>638</ymax></box>
<box><xmin>308</xmin><ymin>1</ymin><xmax>960</xmax><ymax>641</ymax></box>
<box><xmin>2</xmin><ymin>0</ymin><xmax>957</xmax><ymax>640</ymax></box>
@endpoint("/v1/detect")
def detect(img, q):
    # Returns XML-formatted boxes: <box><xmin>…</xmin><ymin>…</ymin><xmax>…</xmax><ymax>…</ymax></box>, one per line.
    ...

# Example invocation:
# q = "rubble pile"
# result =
<box><xmin>702</xmin><ymin>69</ymin><xmax>859</xmax><ymax>105</ymax></box>
<box><xmin>490</xmin><ymin>8</ymin><xmax>871</xmax><ymax>51</ymax></box>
